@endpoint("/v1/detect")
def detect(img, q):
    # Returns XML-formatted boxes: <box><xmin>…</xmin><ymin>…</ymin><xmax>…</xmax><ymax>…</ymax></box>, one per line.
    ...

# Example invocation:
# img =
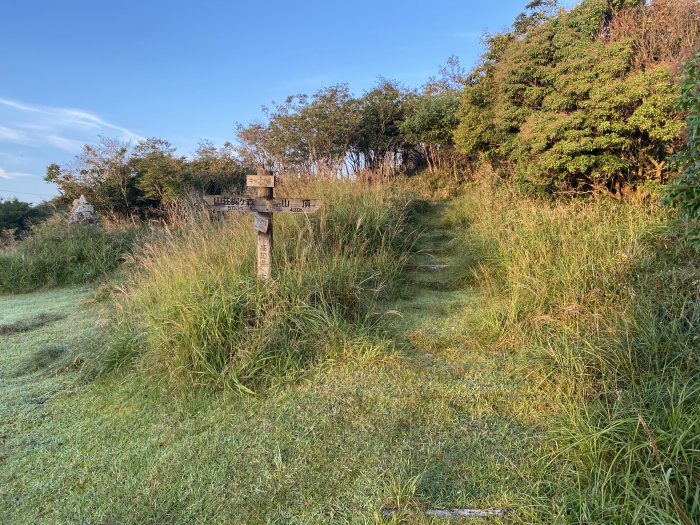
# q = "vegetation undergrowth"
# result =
<box><xmin>0</xmin><ymin>219</ymin><xmax>141</xmax><ymax>294</ymax></box>
<box><xmin>1</xmin><ymin>261</ymin><xmax>543</xmax><ymax>524</ymax></box>
<box><xmin>107</xmin><ymin>181</ymin><xmax>417</xmax><ymax>393</ymax></box>
<box><xmin>446</xmin><ymin>182</ymin><xmax>700</xmax><ymax>524</ymax></box>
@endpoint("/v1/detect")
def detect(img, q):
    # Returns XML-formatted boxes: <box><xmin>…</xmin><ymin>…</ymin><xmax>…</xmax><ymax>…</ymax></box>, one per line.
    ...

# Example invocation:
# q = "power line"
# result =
<box><xmin>0</xmin><ymin>188</ymin><xmax>56</xmax><ymax>199</ymax></box>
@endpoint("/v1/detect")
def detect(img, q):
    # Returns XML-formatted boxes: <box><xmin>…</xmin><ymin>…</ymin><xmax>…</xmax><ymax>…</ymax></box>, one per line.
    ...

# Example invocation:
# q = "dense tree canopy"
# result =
<box><xmin>401</xmin><ymin>91</ymin><xmax>460</xmax><ymax>174</ymax></box>
<box><xmin>454</xmin><ymin>0</ymin><xmax>699</xmax><ymax>196</ymax></box>
<box><xmin>0</xmin><ymin>198</ymin><xmax>51</xmax><ymax>238</ymax></box>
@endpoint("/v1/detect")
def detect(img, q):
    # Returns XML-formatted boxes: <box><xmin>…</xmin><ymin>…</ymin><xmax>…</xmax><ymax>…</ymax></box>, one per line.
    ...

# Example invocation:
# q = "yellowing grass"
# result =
<box><xmin>107</xmin><ymin>181</ymin><xmax>416</xmax><ymax>393</ymax></box>
<box><xmin>447</xmin><ymin>184</ymin><xmax>700</xmax><ymax>524</ymax></box>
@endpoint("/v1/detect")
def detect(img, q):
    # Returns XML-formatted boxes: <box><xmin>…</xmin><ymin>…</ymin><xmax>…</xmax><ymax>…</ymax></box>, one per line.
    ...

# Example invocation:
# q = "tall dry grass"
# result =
<box><xmin>0</xmin><ymin>218</ymin><xmax>140</xmax><ymax>294</ymax></box>
<box><xmin>106</xmin><ymin>181</ymin><xmax>416</xmax><ymax>393</ymax></box>
<box><xmin>447</xmin><ymin>184</ymin><xmax>700</xmax><ymax>524</ymax></box>
<box><xmin>608</xmin><ymin>0</ymin><xmax>700</xmax><ymax>70</ymax></box>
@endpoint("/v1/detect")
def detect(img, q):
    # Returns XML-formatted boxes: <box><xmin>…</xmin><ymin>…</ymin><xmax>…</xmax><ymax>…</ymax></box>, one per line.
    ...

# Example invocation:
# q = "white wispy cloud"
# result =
<box><xmin>0</xmin><ymin>167</ymin><xmax>33</xmax><ymax>179</ymax></box>
<box><xmin>45</xmin><ymin>134</ymin><xmax>86</xmax><ymax>151</ymax></box>
<box><xmin>0</xmin><ymin>125</ymin><xmax>29</xmax><ymax>143</ymax></box>
<box><xmin>0</xmin><ymin>97</ymin><xmax>143</xmax><ymax>152</ymax></box>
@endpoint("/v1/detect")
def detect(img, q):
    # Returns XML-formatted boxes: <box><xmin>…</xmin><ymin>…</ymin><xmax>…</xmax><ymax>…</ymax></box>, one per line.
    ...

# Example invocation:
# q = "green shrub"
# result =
<box><xmin>455</xmin><ymin>0</ymin><xmax>696</xmax><ymax>196</ymax></box>
<box><xmin>0</xmin><ymin>219</ymin><xmax>138</xmax><ymax>294</ymax></box>
<box><xmin>664</xmin><ymin>51</ymin><xmax>700</xmax><ymax>250</ymax></box>
<box><xmin>447</xmin><ymin>184</ymin><xmax>700</xmax><ymax>523</ymax></box>
<box><xmin>107</xmin><ymin>182</ymin><xmax>415</xmax><ymax>393</ymax></box>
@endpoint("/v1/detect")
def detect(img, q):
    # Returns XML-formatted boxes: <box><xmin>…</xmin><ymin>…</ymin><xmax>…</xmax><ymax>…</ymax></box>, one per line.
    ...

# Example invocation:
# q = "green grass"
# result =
<box><xmin>445</xmin><ymin>184</ymin><xmax>700</xmax><ymax>524</ymax></box>
<box><xmin>4</xmin><ymin>179</ymin><xmax>695</xmax><ymax>524</ymax></box>
<box><xmin>107</xmin><ymin>181</ymin><xmax>419</xmax><ymax>393</ymax></box>
<box><xmin>0</xmin><ymin>219</ymin><xmax>140</xmax><ymax>294</ymax></box>
<box><xmin>0</xmin><ymin>195</ymin><xmax>550</xmax><ymax>524</ymax></box>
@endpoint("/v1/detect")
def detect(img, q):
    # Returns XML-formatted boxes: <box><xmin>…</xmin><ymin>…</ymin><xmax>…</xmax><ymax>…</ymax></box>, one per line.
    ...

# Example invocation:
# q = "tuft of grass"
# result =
<box><xmin>381</xmin><ymin>471</ymin><xmax>427</xmax><ymax>523</ymax></box>
<box><xmin>107</xmin><ymin>181</ymin><xmax>416</xmax><ymax>393</ymax></box>
<box><xmin>548</xmin><ymin>375</ymin><xmax>700</xmax><ymax>525</ymax></box>
<box><xmin>447</xmin><ymin>183</ymin><xmax>700</xmax><ymax>523</ymax></box>
<box><xmin>0</xmin><ymin>219</ymin><xmax>141</xmax><ymax>294</ymax></box>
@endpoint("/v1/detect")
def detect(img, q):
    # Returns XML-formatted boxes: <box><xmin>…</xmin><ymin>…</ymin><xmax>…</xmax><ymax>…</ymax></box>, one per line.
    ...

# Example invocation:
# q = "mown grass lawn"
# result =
<box><xmin>0</xmin><ymin>203</ymin><xmax>550</xmax><ymax>524</ymax></box>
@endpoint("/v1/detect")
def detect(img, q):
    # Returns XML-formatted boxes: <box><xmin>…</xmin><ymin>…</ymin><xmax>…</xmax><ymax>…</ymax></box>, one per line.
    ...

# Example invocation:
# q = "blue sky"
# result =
<box><xmin>0</xmin><ymin>0</ymin><xmax>559</xmax><ymax>202</ymax></box>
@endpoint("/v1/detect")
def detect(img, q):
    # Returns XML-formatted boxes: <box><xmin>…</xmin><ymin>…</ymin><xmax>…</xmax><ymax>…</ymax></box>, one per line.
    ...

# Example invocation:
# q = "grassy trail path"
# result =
<box><xmin>376</xmin><ymin>200</ymin><xmax>546</xmax><ymax>521</ymax></box>
<box><xmin>0</xmin><ymin>201</ymin><xmax>546</xmax><ymax>524</ymax></box>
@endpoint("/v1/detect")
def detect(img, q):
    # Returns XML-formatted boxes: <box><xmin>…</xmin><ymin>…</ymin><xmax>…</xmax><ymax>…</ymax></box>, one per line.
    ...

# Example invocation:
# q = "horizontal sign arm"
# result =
<box><xmin>203</xmin><ymin>195</ymin><xmax>271</xmax><ymax>212</ymax></box>
<box><xmin>205</xmin><ymin>195</ymin><xmax>322</xmax><ymax>214</ymax></box>
<box><xmin>271</xmin><ymin>198</ymin><xmax>322</xmax><ymax>214</ymax></box>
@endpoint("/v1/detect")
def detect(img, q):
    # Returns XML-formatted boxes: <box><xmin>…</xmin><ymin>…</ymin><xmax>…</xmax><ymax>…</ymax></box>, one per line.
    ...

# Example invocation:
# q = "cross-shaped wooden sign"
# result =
<box><xmin>204</xmin><ymin>170</ymin><xmax>323</xmax><ymax>280</ymax></box>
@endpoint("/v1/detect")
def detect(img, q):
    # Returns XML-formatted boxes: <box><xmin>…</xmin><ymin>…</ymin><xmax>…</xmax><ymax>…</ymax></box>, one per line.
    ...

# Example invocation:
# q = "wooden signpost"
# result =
<box><xmin>204</xmin><ymin>169</ymin><xmax>323</xmax><ymax>280</ymax></box>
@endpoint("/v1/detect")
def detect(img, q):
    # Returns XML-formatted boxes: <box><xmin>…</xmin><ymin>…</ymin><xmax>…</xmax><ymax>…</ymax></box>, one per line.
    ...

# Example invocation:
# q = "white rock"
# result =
<box><xmin>68</xmin><ymin>195</ymin><xmax>96</xmax><ymax>223</ymax></box>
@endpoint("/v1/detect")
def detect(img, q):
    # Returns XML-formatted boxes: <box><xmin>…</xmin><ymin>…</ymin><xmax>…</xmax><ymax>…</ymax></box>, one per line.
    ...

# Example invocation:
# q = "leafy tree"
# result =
<box><xmin>401</xmin><ymin>91</ymin><xmax>460</xmax><ymax>173</ymax></box>
<box><xmin>238</xmin><ymin>85</ymin><xmax>359</xmax><ymax>178</ymax></box>
<box><xmin>402</xmin><ymin>56</ymin><xmax>467</xmax><ymax>176</ymax></box>
<box><xmin>664</xmin><ymin>52</ymin><xmax>700</xmax><ymax>225</ymax></box>
<box><xmin>236</xmin><ymin>122</ymin><xmax>283</xmax><ymax>173</ymax></box>
<box><xmin>0</xmin><ymin>198</ymin><xmax>52</xmax><ymax>237</ymax></box>
<box><xmin>350</xmin><ymin>79</ymin><xmax>408</xmax><ymax>178</ymax></box>
<box><xmin>455</xmin><ymin>0</ymin><xmax>696</xmax><ymax>196</ymax></box>
<box><xmin>131</xmin><ymin>138</ymin><xmax>188</xmax><ymax>205</ymax></box>
<box><xmin>424</xmin><ymin>55</ymin><xmax>467</xmax><ymax>94</ymax></box>
<box><xmin>190</xmin><ymin>140</ymin><xmax>249</xmax><ymax>194</ymax></box>
<box><xmin>45</xmin><ymin>136</ymin><xmax>138</xmax><ymax>215</ymax></box>
<box><xmin>513</xmin><ymin>0</ymin><xmax>559</xmax><ymax>34</ymax></box>
<box><xmin>289</xmin><ymin>84</ymin><xmax>359</xmax><ymax>178</ymax></box>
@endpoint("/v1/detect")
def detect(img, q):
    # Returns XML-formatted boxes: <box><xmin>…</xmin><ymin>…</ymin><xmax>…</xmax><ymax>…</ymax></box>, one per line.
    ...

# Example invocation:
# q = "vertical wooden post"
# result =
<box><xmin>256</xmin><ymin>168</ymin><xmax>273</xmax><ymax>281</ymax></box>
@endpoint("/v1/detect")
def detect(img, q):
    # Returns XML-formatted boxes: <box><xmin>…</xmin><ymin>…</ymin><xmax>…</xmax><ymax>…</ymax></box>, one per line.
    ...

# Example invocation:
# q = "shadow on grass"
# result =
<box><xmin>13</xmin><ymin>344</ymin><xmax>73</xmax><ymax>377</ymax></box>
<box><xmin>0</xmin><ymin>313</ymin><xmax>67</xmax><ymax>336</ymax></box>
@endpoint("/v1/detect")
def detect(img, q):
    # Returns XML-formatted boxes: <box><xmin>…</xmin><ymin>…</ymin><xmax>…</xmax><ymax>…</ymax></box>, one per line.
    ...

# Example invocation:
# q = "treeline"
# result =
<box><xmin>236</xmin><ymin>0</ymin><xmax>700</xmax><ymax>197</ymax></box>
<box><xmin>42</xmin><ymin>0</ymin><xmax>700</xmax><ymax>218</ymax></box>
<box><xmin>45</xmin><ymin>138</ymin><xmax>250</xmax><ymax>217</ymax></box>
<box><xmin>45</xmin><ymin>69</ymin><xmax>465</xmax><ymax>217</ymax></box>
<box><xmin>236</xmin><ymin>71</ymin><xmax>463</xmax><ymax>182</ymax></box>
<box><xmin>0</xmin><ymin>198</ymin><xmax>53</xmax><ymax>240</ymax></box>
